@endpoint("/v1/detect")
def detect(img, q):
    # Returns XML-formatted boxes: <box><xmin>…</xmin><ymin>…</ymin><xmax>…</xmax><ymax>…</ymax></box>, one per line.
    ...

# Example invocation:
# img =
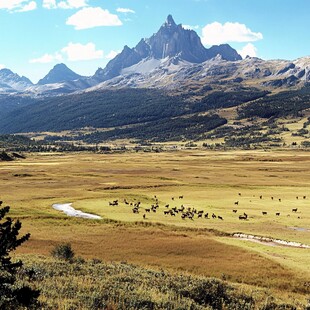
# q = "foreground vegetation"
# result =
<box><xmin>18</xmin><ymin>253</ymin><xmax>308</xmax><ymax>309</ymax></box>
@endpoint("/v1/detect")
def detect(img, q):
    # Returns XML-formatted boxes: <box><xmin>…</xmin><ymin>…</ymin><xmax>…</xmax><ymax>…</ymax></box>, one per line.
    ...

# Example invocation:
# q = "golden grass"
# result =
<box><xmin>1</xmin><ymin>149</ymin><xmax>309</xmax><ymax>299</ymax></box>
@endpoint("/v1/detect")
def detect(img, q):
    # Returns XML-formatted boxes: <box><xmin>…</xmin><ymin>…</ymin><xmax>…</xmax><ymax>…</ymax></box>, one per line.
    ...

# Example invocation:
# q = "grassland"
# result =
<box><xmin>1</xmin><ymin>149</ymin><xmax>309</xmax><ymax>307</ymax></box>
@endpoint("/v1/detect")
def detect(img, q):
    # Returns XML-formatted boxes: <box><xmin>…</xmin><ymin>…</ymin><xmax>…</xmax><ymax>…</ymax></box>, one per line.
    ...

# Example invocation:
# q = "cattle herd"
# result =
<box><xmin>107</xmin><ymin>193</ymin><xmax>307</xmax><ymax>222</ymax></box>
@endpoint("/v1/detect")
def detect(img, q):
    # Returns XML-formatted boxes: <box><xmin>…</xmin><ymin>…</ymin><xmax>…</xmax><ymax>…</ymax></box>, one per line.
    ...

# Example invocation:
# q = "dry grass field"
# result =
<box><xmin>1</xmin><ymin>149</ymin><xmax>309</xmax><ymax>305</ymax></box>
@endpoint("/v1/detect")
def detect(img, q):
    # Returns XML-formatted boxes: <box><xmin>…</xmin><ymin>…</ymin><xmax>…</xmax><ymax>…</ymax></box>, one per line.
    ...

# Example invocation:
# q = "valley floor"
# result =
<box><xmin>1</xmin><ymin>149</ymin><xmax>309</xmax><ymax>307</ymax></box>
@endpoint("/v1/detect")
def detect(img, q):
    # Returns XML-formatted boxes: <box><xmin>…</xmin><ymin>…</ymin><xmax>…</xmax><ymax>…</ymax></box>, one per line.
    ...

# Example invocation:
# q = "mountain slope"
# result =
<box><xmin>93</xmin><ymin>15</ymin><xmax>241</xmax><ymax>83</ymax></box>
<box><xmin>38</xmin><ymin>63</ymin><xmax>84</xmax><ymax>85</ymax></box>
<box><xmin>0</xmin><ymin>69</ymin><xmax>33</xmax><ymax>92</ymax></box>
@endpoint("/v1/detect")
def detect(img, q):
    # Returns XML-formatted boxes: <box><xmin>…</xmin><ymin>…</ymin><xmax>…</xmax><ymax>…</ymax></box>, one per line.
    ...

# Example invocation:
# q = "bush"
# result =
<box><xmin>51</xmin><ymin>243</ymin><xmax>75</xmax><ymax>261</ymax></box>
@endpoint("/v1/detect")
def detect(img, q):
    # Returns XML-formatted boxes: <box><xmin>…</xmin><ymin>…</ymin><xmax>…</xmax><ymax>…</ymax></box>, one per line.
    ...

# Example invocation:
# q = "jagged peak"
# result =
<box><xmin>164</xmin><ymin>14</ymin><xmax>176</xmax><ymax>27</ymax></box>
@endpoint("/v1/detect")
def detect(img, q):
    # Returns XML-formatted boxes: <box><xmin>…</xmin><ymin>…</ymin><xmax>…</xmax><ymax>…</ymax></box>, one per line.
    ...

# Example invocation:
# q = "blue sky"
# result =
<box><xmin>0</xmin><ymin>0</ymin><xmax>309</xmax><ymax>83</ymax></box>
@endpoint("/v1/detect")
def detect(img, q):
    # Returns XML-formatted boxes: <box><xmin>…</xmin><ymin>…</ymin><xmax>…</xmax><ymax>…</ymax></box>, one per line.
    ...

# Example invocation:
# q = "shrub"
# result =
<box><xmin>51</xmin><ymin>243</ymin><xmax>75</xmax><ymax>261</ymax></box>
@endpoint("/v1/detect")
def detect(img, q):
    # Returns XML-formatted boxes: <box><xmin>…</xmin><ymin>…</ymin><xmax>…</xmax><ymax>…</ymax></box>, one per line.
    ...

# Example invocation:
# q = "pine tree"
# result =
<box><xmin>0</xmin><ymin>205</ymin><xmax>40</xmax><ymax>309</ymax></box>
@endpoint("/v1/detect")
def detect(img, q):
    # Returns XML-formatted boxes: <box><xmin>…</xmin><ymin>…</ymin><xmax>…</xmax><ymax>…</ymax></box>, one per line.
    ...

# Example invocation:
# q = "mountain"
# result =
<box><xmin>0</xmin><ymin>68</ymin><xmax>33</xmax><ymax>93</ymax></box>
<box><xmin>38</xmin><ymin>63</ymin><xmax>84</xmax><ymax>85</ymax></box>
<box><xmin>93</xmin><ymin>15</ymin><xmax>241</xmax><ymax>82</ymax></box>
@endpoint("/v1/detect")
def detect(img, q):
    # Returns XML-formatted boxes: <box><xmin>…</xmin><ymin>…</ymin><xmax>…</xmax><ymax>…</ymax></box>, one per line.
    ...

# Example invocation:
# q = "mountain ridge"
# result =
<box><xmin>38</xmin><ymin>63</ymin><xmax>85</xmax><ymax>85</ymax></box>
<box><xmin>93</xmin><ymin>15</ymin><xmax>241</xmax><ymax>83</ymax></box>
<box><xmin>0</xmin><ymin>15</ymin><xmax>309</xmax><ymax>97</ymax></box>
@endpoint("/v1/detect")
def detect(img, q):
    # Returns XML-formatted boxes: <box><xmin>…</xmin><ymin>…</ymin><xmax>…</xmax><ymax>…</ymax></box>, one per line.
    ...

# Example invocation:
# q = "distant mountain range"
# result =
<box><xmin>0</xmin><ymin>15</ymin><xmax>310</xmax><ymax>146</ymax></box>
<box><xmin>1</xmin><ymin>15</ymin><xmax>309</xmax><ymax>97</ymax></box>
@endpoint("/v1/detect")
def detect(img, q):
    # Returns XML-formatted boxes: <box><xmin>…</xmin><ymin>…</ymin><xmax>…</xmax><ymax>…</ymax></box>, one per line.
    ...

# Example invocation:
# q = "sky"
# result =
<box><xmin>0</xmin><ymin>0</ymin><xmax>309</xmax><ymax>83</ymax></box>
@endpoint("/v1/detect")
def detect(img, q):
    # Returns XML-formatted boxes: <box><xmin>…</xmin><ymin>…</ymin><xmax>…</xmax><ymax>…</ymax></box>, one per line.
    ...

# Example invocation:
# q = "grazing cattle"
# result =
<box><xmin>165</xmin><ymin>204</ymin><xmax>169</xmax><ymax>208</ymax></box>
<box><xmin>164</xmin><ymin>210</ymin><xmax>170</xmax><ymax>215</ymax></box>
<box><xmin>145</xmin><ymin>208</ymin><xmax>150</xmax><ymax>213</ymax></box>
<box><xmin>204</xmin><ymin>213</ymin><xmax>209</xmax><ymax>219</ymax></box>
<box><xmin>212</xmin><ymin>213</ymin><xmax>216</xmax><ymax>219</ymax></box>
<box><xmin>243</xmin><ymin>212</ymin><xmax>248</xmax><ymax>218</ymax></box>
<box><xmin>260</xmin><ymin>195</ymin><xmax>262</xmax><ymax>199</ymax></box>
<box><xmin>239</xmin><ymin>215</ymin><xmax>247</xmax><ymax>220</ymax></box>
<box><xmin>132</xmin><ymin>208</ymin><xmax>139</xmax><ymax>214</ymax></box>
<box><xmin>179</xmin><ymin>195</ymin><xmax>183</xmax><ymax>199</ymax></box>
<box><xmin>218</xmin><ymin>216</ymin><xmax>223</xmax><ymax>220</ymax></box>
<box><xmin>262</xmin><ymin>211</ymin><xmax>267</xmax><ymax>215</ymax></box>
<box><xmin>296</xmin><ymin>196</ymin><xmax>299</xmax><ymax>199</ymax></box>
<box><xmin>198</xmin><ymin>214</ymin><xmax>202</xmax><ymax>218</ymax></box>
<box><xmin>276</xmin><ymin>212</ymin><xmax>280</xmax><ymax>216</ymax></box>
<box><xmin>0</xmin><ymin>201</ymin><xmax>2</xmax><ymax>206</ymax></box>
<box><xmin>143</xmin><ymin>214</ymin><xmax>146</xmax><ymax>219</ymax></box>
<box><xmin>188</xmin><ymin>213</ymin><xmax>194</xmax><ymax>220</ymax></box>
<box><xmin>279</xmin><ymin>198</ymin><xmax>281</xmax><ymax>202</ymax></box>
<box><xmin>303</xmin><ymin>196</ymin><xmax>306</xmax><ymax>199</ymax></box>
<box><xmin>170</xmin><ymin>212</ymin><xmax>176</xmax><ymax>216</ymax></box>
<box><xmin>292</xmin><ymin>208</ymin><xmax>298</xmax><ymax>212</ymax></box>
<box><xmin>234</xmin><ymin>201</ymin><xmax>239</xmax><ymax>205</ymax></box>
<box><xmin>233</xmin><ymin>209</ymin><xmax>237</xmax><ymax>213</ymax></box>
<box><xmin>271</xmin><ymin>197</ymin><xmax>274</xmax><ymax>200</ymax></box>
<box><xmin>238</xmin><ymin>193</ymin><xmax>241</xmax><ymax>196</ymax></box>
<box><xmin>172</xmin><ymin>197</ymin><xmax>174</xmax><ymax>200</ymax></box>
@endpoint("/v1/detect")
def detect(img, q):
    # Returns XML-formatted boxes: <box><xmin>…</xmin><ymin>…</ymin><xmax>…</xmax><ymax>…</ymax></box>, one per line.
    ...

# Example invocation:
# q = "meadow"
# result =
<box><xmin>1</xmin><ymin>149</ymin><xmax>309</xmax><ymax>308</ymax></box>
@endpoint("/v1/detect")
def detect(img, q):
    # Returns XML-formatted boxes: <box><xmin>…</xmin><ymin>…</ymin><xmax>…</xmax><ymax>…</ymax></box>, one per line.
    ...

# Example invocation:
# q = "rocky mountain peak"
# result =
<box><xmin>164</xmin><ymin>14</ymin><xmax>177</xmax><ymax>28</ymax></box>
<box><xmin>93</xmin><ymin>15</ymin><xmax>241</xmax><ymax>83</ymax></box>
<box><xmin>0</xmin><ymin>68</ymin><xmax>33</xmax><ymax>92</ymax></box>
<box><xmin>38</xmin><ymin>63</ymin><xmax>83</xmax><ymax>85</ymax></box>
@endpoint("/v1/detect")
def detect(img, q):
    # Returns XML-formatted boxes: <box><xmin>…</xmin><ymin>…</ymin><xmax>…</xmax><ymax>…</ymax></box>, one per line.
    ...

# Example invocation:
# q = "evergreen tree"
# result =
<box><xmin>0</xmin><ymin>205</ymin><xmax>40</xmax><ymax>309</ymax></box>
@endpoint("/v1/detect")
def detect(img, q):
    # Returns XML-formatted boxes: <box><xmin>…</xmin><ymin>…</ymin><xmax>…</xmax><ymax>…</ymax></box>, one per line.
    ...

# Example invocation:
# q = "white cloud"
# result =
<box><xmin>43</xmin><ymin>0</ymin><xmax>87</xmax><ymax>9</ymax></box>
<box><xmin>30</xmin><ymin>42</ymin><xmax>103</xmax><ymax>63</ymax></box>
<box><xmin>29</xmin><ymin>53</ymin><xmax>63</xmax><ymax>64</ymax></box>
<box><xmin>0</xmin><ymin>0</ymin><xmax>37</xmax><ymax>12</ymax></box>
<box><xmin>0</xmin><ymin>64</ymin><xmax>6</xmax><ymax>69</ymax></box>
<box><xmin>105</xmin><ymin>50</ymin><xmax>120</xmax><ymax>60</ymax></box>
<box><xmin>42</xmin><ymin>0</ymin><xmax>56</xmax><ymax>9</ymax></box>
<box><xmin>66</xmin><ymin>7</ymin><xmax>122</xmax><ymax>30</ymax></box>
<box><xmin>17</xmin><ymin>1</ymin><xmax>36</xmax><ymax>12</ymax></box>
<box><xmin>238</xmin><ymin>43</ymin><xmax>258</xmax><ymax>59</ymax></box>
<box><xmin>182</xmin><ymin>24</ymin><xmax>199</xmax><ymax>31</ymax></box>
<box><xmin>201</xmin><ymin>22</ymin><xmax>263</xmax><ymax>46</ymax></box>
<box><xmin>116</xmin><ymin>8</ymin><xmax>135</xmax><ymax>14</ymax></box>
<box><xmin>62</xmin><ymin>42</ymin><xmax>103</xmax><ymax>61</ymax></box>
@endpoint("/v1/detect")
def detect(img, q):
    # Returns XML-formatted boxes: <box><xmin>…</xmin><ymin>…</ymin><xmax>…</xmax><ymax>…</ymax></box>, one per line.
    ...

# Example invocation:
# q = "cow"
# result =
<box><xmin>262</xmin><ymin>211</ymin><xmax>267</xmax><ymax>215</ymax></box>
